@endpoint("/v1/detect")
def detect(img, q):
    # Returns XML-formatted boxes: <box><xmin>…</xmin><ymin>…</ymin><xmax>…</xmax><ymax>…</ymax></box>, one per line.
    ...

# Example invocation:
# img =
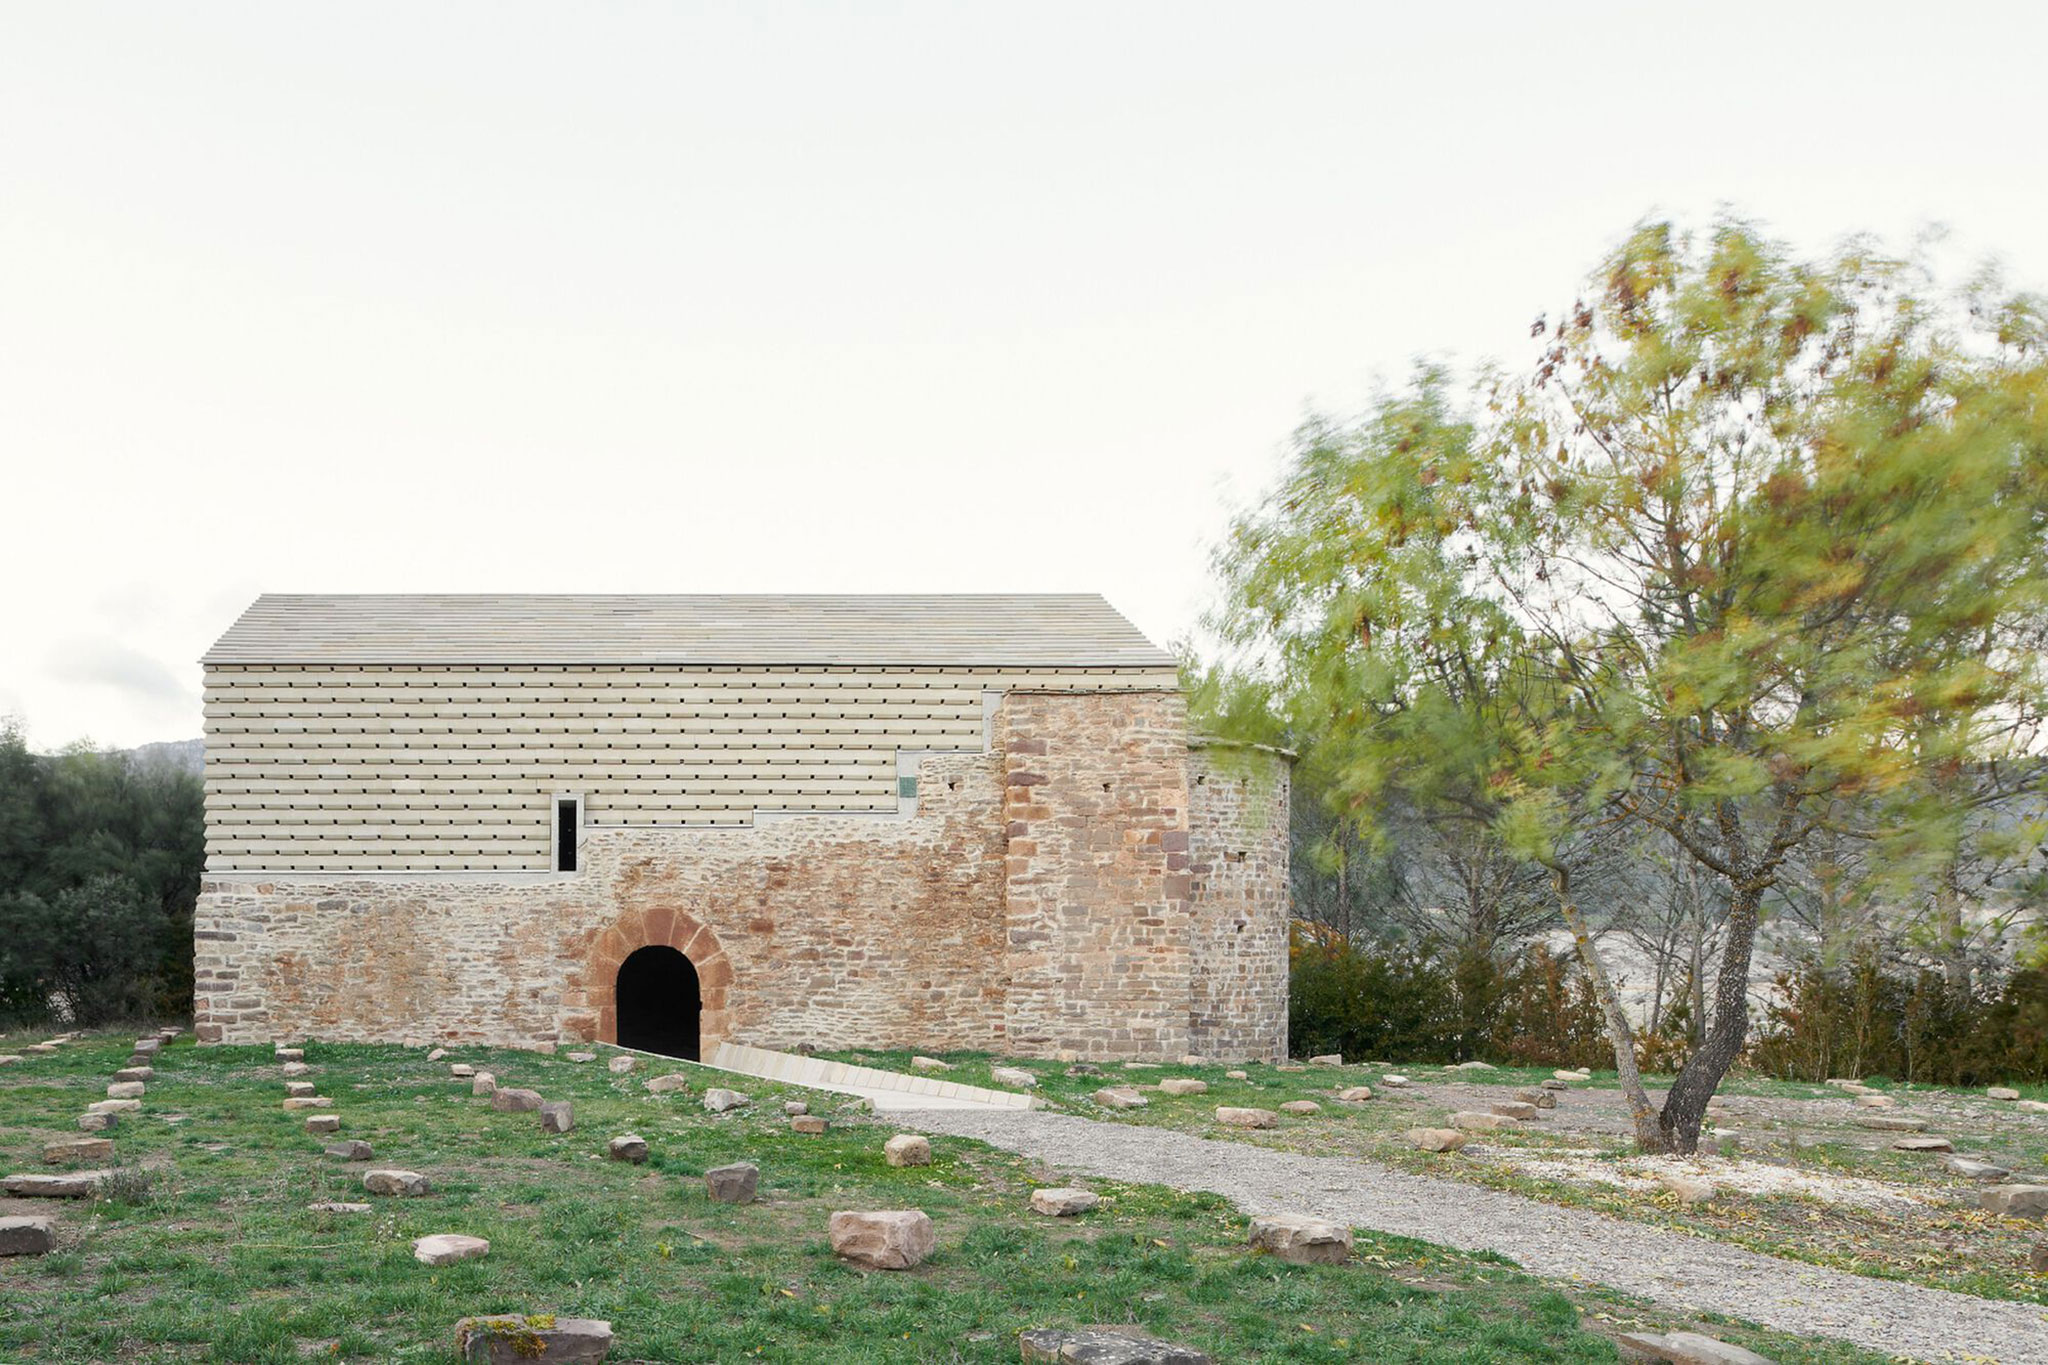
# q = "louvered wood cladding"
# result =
<box><xmin>201</xmin><ymin>595</ymin><xmax>1178</xmax><ymax>873</ymax></box>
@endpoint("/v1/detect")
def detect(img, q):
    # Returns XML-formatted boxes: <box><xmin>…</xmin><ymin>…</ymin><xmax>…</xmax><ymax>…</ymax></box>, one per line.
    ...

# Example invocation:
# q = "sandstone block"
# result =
<box><xmin>0</xmin><ymin>1056</ymin><xmax>20</xmax><ymax>1066</ymax></box>
<box><xmin>1455</xmin><ymin>1060</ymin><xmax>1496</xmax><ymax>1071</ymax></box>
<box><xmin>449</xmin><ymin>1064</ymin><xmax>475</xmax><ymax>1078</ymax></box>
<box><xmin>607</xmin><ymin>1055</ymin><xmax>636</xmax><ymax>1074</ymax></box>
<box><xmin>1248</xmin><ymin>1212</ymin><xmax>1353</xmax><ymax>1264</ymax></box>
<box><xmin>363</xmin><ymin>1169</ymin><xmax>431</xmax><ymax>1197</ymax></box>
<box><xmin>1278</xmin><ymin>1100</ymin><xmax>1321</xmax><ymax>1115</ymax></box>
<box><xmin>1215</xmin><ymin>1107</ymin><xmax>1278</xmax><ymax>1129</ymax></box>
<box><xmin>1853</xmin><ymin>1094</ymin><xmax>1894</xmax><ymax>1109</ymax></box>
<box><xmin>304</xmin><ymin>1114</ymin><xmax>341</xmax><ymax>1135</ymax></box>
<box><xmin>491</xmin><ymin>1088</ymin><xmax>543</xmax><ymax>1113</ymax></box>
<box><xmin>1094</xmin><ymin>1087</ymin><xmax>1147</xmax><ymax>1110</ymax></box>
<box><xmin>308</xmin><ymin>1201</ymin><xmax>372</xmax><ymax>1214</ymax></box>
<box><xmin>1540</xmin><ymin>1078</ymin><xmax>1569</xmax><ymax>1091</ymax></box>
<box><xmin>539</xmin><ymin>1101</ymin><xmax>575</xmax><ymax>1134</ymax></box>
<box><xmin>3</xmin><ymin>1171</ymin><xmax>105</xmax><ymax>1198</ymax></box>
<box><xmin>644</xmin><ymin>1074</ymin><xmax>692</xmax><ymax>1095</ymax></box>
<box><xmin>828</xmin><ymin>1209</ymin><xmax>934</xmax><ymax>1269</ymax></box>
<box><xmin>991</xmin><ymin>1066</ymin><xmax>1038</xmax><ymax>1088</ymax></box>
<box><xmin>704</xmin><ymin>1163</ymin><xmax>759</xmax><ymax>1204</ymax></box>
<box><xmin>1224</xmin><ymin>1069</ymin><xmax>1248</xmax><ymax>1081</ymax></box>
<box><xmin>285</xmin><ymin>1081</ymin><xmax>315</xmax><ymax>1097</ymax></box>
<box><xmin>106</xmin><ymin>1081</ymin><xmax>144</xmax><ymax>1100</ymax></box>
<box><xmin>112</xmin><ymin>1067</ymin><xmax>152</xmax><ymax>1083</ymax></box>
<box><xmin>1306</xmin><ymin>1053</ymin><xmax>1342</xmax><ymax>1066</ymax></box>
<box><xmin>413</xmin><ymin>1233</ymin><xmax>489</xmax><ymax>1266</ymax></box>
<box><xmin>132</xmin><ymin>1038</ymin><xmax>161</xmax><ymax>1055</ymax></box>
<box><xmin>2017</xmin><ymin>1099</ymin><xmax>2048</xmax><ymax>1114</ymax></box>
<box><xmin>275</xmin><ymin>1047</ymin><xmax>304</xmax><ymax>1062</ymax></box>
<box><xmin>1852</xmin><ymin>1114</ymin><xmax>1927</xmax><ymax>1132</ymax></box>
<box><xmin>1981</xmin><ymin>1185</ymin><xmax>2048</xmax><ymax>1218</ymax></box>
<box><xmin>455</xmin><ymin>1314</ymin><xmax>614</xmax><ymax>1364</ymax></box>
<box><xmin>790</xmin><ymin>1115</ymin><xmax>827</xmax><ymax>1135</ymax></box>
<box><xmin>1382</xmin><ymin>1074</ymin><xmax>1410</xmax><ymax>1087</ymax></box>
<box><xmin>282</xmin><ymin>1097</ymin><xmax>332</xmax><ymax>1111</ymax></box>
<box><xmin>1946</xmin><ymin>1156</ymin><xmax>2011</xmax><ymax>1181</ymax></box>
<box><xmin>1018</xmin><ymin>1327</ymin><xmax>1212</xmax><ymax>1364</ymax></box>
<box><xmin>43</xmin><ymin>1138</ymin><xmax>112</xmax><ymax>1164</ymax></box>
<box><xmin>1490</xmin><ymin>1101</ymin><xmax>1539</xmax><ymax>1120</ymax></box>
<box><xmin>0</xmin><ymin>1216</ymin><xmax>55</xmax><ymax>1257</ymax></box>
<box><xmin>77</xmin><ymin>1111</ymin><xmax>118</xmax><ymax>1132</ymax></box>
<box><xmin>910</xmin><ymin>1056</ymin><xmax>952</xmax><ymax>1072</ymax></box>
<box><xmin>1400</xmin><ymin>1129</ymin><xmax>1466</xmax><ymax>1154</ymax></box>
<box><xmin>326</xmin><ymin>1141</ymin><xmax>374</xmax><ymax>1161</ymax></box>
<box><xmin>884</xmin><ymin>1134</ymin><xmax>931</xmax><ymax>1167</ymax></box>
<box><xmin>88</xmin><ymin>1099</ymin><xmax>141</xmax><ymax>1115</ymax></box>
<box><xmin>702</xmin><ymin>1088</ymin><xmax>750</xmax><ymax>1113</ymax></box>
<box><xmin>1985</xmin><ymin>1086</ymin><xmax>2020</xmax><ymax>1101</ymax></box>
<box><xmin>472</xmin><ymin>1073</ymin><xmax>497</xmax><ymax>1097</ymax></box>
<box><xmin>1616</xmin><ymin>1331</ymin><xmax>1774</xmax><ymax>1365</ymax></box>
<box><xmin>1892</xmin><ymin>1136</ymin><xmax>1953</xmax><ymax>1152</ymax></box>
<box><xmin>426</xmin><ymin>1048</ymin><xmax>447</xmax><ymax>1062</ymax></box>
<box><xmin>607</xmin><ymin>1135</ymin><xmax>648</xmax><ymax>1164</ymax></box>
<box><xmin>281</xmin><ymin>1061</ymin><xmax>310</xmax><ymax>1077</ymax></box>
<box><xmin>1029</xmin><ymin>1187</ymin><xmax>1099</xmax><ymax>1216</ymax></box>
<box><xmin>1659</xmin><ymin>1174</ymin><xmax>1716</xmax><ymax>1205</ymax></box>
<box><xmin>1159</xmin><ymin>1078</ymin><xmax>1208</xmax><ymax>1096</ymax></box>
<box><xmin>1449</xmin><ymin>1111</ymin><xmax>1509</xmax><ymax>1131</ymax></box>
<box><xmin>783</xmin><ymin>1101</ymin><xmax>808</xmax><ymax>1116</ymax></box>
<box><xmin>1515</xmin><ymin>1088</ymin><xmax>1557</xmax><ymax>1109</ymax></box>
<box><xmin>1336</xmin><ymin>1086</ymin><xmax>1374</xmax><ymax>1102</ymax></box>
<box><xmin>566</xmin><ymin>1052</ymin><xmax>596</xmax><ymax>1064</ymax></box>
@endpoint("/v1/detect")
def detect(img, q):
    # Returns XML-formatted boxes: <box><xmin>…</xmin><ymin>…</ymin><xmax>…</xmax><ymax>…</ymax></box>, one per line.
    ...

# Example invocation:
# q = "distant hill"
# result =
<box><xmin>124</xmin><ymin>738</ymin><xmax>205</xmax><ymax>775</ymax></box>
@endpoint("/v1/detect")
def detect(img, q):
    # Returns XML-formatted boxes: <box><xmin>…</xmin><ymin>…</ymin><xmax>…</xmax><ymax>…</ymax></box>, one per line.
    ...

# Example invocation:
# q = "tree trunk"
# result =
<box><xmin>1655</xmin><ymin>881</ymin><xmax>1764</xmax><ymax>1153</ymax></box>
<box><xmin>1548</xmin><ymin>865</ymin><xmax>1667</xmax><ymax>1151</ymax></box>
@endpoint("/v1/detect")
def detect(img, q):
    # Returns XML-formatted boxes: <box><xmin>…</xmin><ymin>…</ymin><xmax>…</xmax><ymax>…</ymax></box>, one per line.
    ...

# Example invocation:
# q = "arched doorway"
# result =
<box><xmin>615</xmin><ymin>945</ymin><xmax>702</xmax><ymax>1060</ymax></box>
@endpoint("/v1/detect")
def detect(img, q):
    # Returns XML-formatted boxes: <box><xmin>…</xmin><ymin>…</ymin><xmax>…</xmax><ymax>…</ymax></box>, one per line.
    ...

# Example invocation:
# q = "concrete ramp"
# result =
<box><xmin>706</xmin><ymin>1042</ymin><xmax>1042</xmax><ymax>1113</ymax></box>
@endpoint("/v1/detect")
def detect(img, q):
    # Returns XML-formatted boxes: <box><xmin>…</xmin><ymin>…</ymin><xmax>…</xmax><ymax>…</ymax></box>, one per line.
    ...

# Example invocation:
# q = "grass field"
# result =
<box><xmin>0</xmin><ymin>1034</ymin><xmax>1896</xmax><ymax>1363</ymax></box>
<box><xmin>824</xmin><ymin>1050</ymin><xmax>2048</xmax><ymax>1308</ymax></box>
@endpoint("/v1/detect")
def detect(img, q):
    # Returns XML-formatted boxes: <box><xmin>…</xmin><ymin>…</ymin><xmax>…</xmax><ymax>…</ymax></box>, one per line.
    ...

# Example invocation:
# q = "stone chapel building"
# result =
<box><xmin>192</xmin><ymin>594</ymin><xmax>1290</xmax><ymax>1060</ymax></box>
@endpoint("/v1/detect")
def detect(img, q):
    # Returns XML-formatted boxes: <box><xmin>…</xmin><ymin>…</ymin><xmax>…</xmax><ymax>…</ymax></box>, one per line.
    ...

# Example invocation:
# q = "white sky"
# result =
<box><xmin>3</xmin><ymin>2</ymin><xmax>2043</xmax><ymax>750</ymax></box>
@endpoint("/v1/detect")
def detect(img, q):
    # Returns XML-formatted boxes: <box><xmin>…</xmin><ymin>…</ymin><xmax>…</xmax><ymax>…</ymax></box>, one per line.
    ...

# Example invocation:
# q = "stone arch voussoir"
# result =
<box><xmin>580</xmin><ymin>908</ymin><xmax>729</xmax><ymax>1050</ymax></box>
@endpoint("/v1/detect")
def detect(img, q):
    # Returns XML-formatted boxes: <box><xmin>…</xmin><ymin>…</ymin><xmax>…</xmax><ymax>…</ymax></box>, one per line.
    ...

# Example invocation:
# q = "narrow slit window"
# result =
<box><xmin>555</xmin><ymin>795</ymin><xmax>581</xmax><ymax>873</ymax></box>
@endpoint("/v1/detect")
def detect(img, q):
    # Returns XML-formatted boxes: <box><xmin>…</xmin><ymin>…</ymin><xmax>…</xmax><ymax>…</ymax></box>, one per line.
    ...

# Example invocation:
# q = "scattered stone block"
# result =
<box><xmin>305</xmin><ymin>1114</ymin><xmax>341</xmax><ymax>1135</ymax></box>
<box><xmin>43</xmin><ymin>1138</ymin><xmax>112</xmax><ymax>1164</ymax></box>
<box><xmin>106</xmin><ymin>1081</ymin><xmax>145</xmax><ymax>1100</ymax></box>
<box><xmin>704</xmin><ymin>1163</ymin><xmax>759</xmax><ymax>1204</ymax></box>
<box><xmin>539</xmin><ymin>1101</ymin><xmax>575</xmax><ymax>1134</ymax></box>
<box><xmin>1121</xmin><ymin>1061</ymin><xmax>1159</xmax><ymax>1070</ymax></box>
<box><xmin>0</xmin><ymin>1056</ymin><xmax>20</xmax><ymax>1066</ymax></box>
<box><xmin>1159</xmin><ymin>1078</ymin><xmax>1208</xmax><ymax>1096</ymax></box>
<box><xmin>1658</xmin><ymin>1174</ymin><xmax>1716</xmax><ymax>1205</ymax></box>
<box><xmin>1515</xmin><ymin>1087</ymin><xmax>1557</xmax><ymax>1109</ymax></box>
<box><xmin>1490</xmin><ymin>1100</ymin><xmax>1539</xmax><ymax>1120</ymax></box>
<box><xmin>1540</xmin><ymin>1078</ymin><xmax>1569</xmax><ymax>1091</ymax></box>
<box><xmin>1278</xmin><ymin>1100</ymin><xmax>1322</xmax><ymax>1115</ymax></box>
<box><xmin>450</xmin><ymin>1064</ymin><xmax>475</xmax><ymax>1078</ymax></box>
<box><xmin>88</xmin><ymin>1099</ymin><xmax>141</xmax><ymax>1115</ymax></box>
<box><xmin>286</xmin><ymin>1081</ymin><xmax>315</xmax><ymax>1097</ymax></box>
<box><xmin>702</xmin><ymin>1088</ymin><xmax>750</xmax><ymax>1113</ymax></box>
<box><xmin>1851</xmin><ymin>1114</ymin><xmax>1927</xmax><ymax>1132</ymax></box>
<box><xmin>1892</xmin><ymin>1136</ymin><xmax>1953</xmax><ymax>1153</ymax></box>
<box><xmin>77</xmin><ymin>1111</ymin><xmax>118</xmax><ymax>1132</ymax></box>
<box><xmin>606</xmin><ymin>1135</ymin><xmax>648</xmax><ymax>1164</ymax></box>
<box><xmin>27</xmin><ymin>1043</ymin><xmax>59</xmax><ymax>1053</ymax></box>
<box><xmin>1980</xmin><ymin>1185</ymin><xmax>2048</xmax><ymax>1218</ymax></box>
<box><xmin>1018</xmin><ymin>1327</ymin><xmax>1212</xmax><ymax>1364</ymax></box>
<box><xmin>567</xmin><ymin>1052</ymin><xmax>596</xmax><ymax>1064</ymax></box>
<box><xmin>884</xmin><ymin>1134</ymin><xmax>931</xmax><ymax>1167</ymax></box>
<box><xmin>1094</xmin><ymin>1087</ymin><xmax>1148</xmax><ymax>1110</ymax></box>
<box><xmin>1214</xmin><ymin>1107</ymin><xmax>1278</xmax><ymax>1129</ymax></box>
<box><xmin>282</xmin><ymin>1097</ymin><xmax>332</xmax><ymax>1111</ymax></box>
<box><xmin>828</xmin><ymin>1209</ymin><xmax>934</xmax><ymax>1270</ymax></box>
<box><xmin>307</xmin><ymin>1202</ymin><xmax>371</xmax><ymax>1214</ymax></box>
<box><xmin>1617</xmin><ymin>1331</ymin><xmax>1774</xmax><ymax>1365</ymax></box>
<box><xmin>1985</xmin><ymin>1086</ymin><xmax>2020</xmax><ymax>1101</ymax></box>
<box><xmin>991</xmin><ymin>1066</ymin><xmax>1038</xmax><ymax>1088</ymax></box>
<box><xmin>533</xmin><ymin>1042</ymin><xmax>557</xmax><ymax>1055</ymax></box>
<box><xmin>1551</xmin><ymin>1069</ymin><xmax>1581</xmax><ymax>1082</ymax></box>
<box><xmin>0</xmin><ymin>1217</ymin><xmax>56</xmax><ymax>1257</ymax></box>
<box><xmin>491</xmin><ymin>1088</ymin><xmax>543</xmax><ymax>1113</ymax></box>
<box><xmin>275</xmin><ymin>1048</ymin><xmax>304</xmax><ymax>1062</ymax></box>
<box><xmin>3</xmin><ymin>1171</ymin><xmax>105</xmax><ymax>1198</ymax></box>
<box><xmin>2032</xmin><ymin>1241</ymin><xmax>2048</xmax><ymax>1274</ymax></box>
<box><xmin>1274</xmin><ymin>1062</ymin><xmax>1305</xmax><ymax>1072</ymax></box>
<box><xmin>644</xmin><ymin>1074</ymin><xmax>692</xmax><ymax>1095</ymax></box>
<box><xmin>132</xmin><ymin>1038</ymin><xmax>161</xmax><ymax>1056</ymax></box>
<box><xmin>112</xmin><ymin>1067</ymin><xmax>152</xmax><ymax>1083</ymax></box>
<box><xmin>363</xmin><ymin>1169</ymin><xmax>431</xmax><ymax>1197</ymax></box>
<box><xmin>1224</xmin><ymin>1069</ymin><xmax>1248</xmax><ymax>1081</ymax></box>
<box><xmin>412</xmin><ymin>1233</ymin><xmax>489</xmax><ymax>1266</ymax></box>
<box><xmin>607</xmin><ymin>1055</ymin><xmax>636</xmax><ymax>1074</ymax></box>
<box><xmin>1449</xmin><ymin>1111</ymin><xmax>1509</xmax><ymax>1131</ymax></box>
<box><xmin>783</xmin><ymin>1100</ymin><xmax>808</xmax><ymax>1116</ymax></box>
<box><xmin>455</xmin><ymin>1314</ymin><xmax>614</xmax><ymax>1364</ymax></box>
<box><xmin>910</xmin><ymin>1056</ymin><xmax>952</xmax><ymax>1072</ymax></box>
<box><xmin>281</xmin><ymin>1061</ymin><xmax>310</xmax><ymax>1077</ymax></box>
<box><xmin>472</xmin><ymin>1073</ymin><xmax>497</xmax><ymax>1097</ymax></box>
<box><xmin>1454</xmin><ymin>1060</ymin><xmax>1497</xmax><ymax>1071</ymax></box>
<box><xmin>790</xmin><ymin>1115</ymin><xmax>828</xmax><ymax>1135</ymax></box>
<box><xmin>1336</xmin><ymin>1086</ymin><xmax>1374</xmax><ymax>1102</ymax></box>
<box><xmin>1945</xmin><ymin>1156</ymin><xmax>2012</xmax><ymax>1181</ymax></box>
<box><xmin>2017</xmin><ymin>1099</ymin><xmax>2048</xmax><ymax>1114</ymax></box>
<box><xmin>326</xmin><ymin>1141</ymin><xmax>374</xmax><ymax>1161</ymax></box>
<box><xmin>1029</xmin><ymin>1187</ymin><xmax>1099</xmax><ymax>1216</ymax></box>
<box><xmin>1382</xmin><ymin>1074</ymin><xmax>1410</xmax><ymax>1087</ymax></box>
<box><xmin>1248</xmin><ymin>1212</ymin><xmax>1353</xmax><ymax>1264</ymax></box>
<box><xmin>426</xmin><ymin>1048</ymin><xmax>448</xmax><ymax>1063</ymax></box>
<box><xmin>1853</xmin><ymin>1094</ymin><xmax>1894</xmax><ymax>1109</ymax></box>
<box><xmin>1307</xmin><ymin>1054</ymin><xmax>1343</xmax><ymax>1067</ymax></box>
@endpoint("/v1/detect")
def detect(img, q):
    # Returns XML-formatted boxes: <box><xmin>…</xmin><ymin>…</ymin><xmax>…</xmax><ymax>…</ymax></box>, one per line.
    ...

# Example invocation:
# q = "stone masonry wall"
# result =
<box><xmin>1186</xmin><ymin>743</ymin><xmax>1291</xmax><ymax>1061</ymax></box>
<box><xmin>997</xmin><ymin>690</ymin><xmax>1194</xmax><ymax>1058</ymax></box>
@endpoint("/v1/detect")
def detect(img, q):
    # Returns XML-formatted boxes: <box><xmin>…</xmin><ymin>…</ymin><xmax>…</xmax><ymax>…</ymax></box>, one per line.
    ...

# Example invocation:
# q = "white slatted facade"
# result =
<box><xmin>201</xmin><ymin>594</ymin><xmax>1178</xmax><ymax>872</ymax></box>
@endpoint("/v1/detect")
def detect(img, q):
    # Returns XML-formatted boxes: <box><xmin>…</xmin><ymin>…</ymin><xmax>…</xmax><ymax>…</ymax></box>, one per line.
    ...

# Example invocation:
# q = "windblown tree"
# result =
<box><xmin>1214</xmin><ymin>218</ymin><xmax>2048</xmax><ymax>1152</ymax></box>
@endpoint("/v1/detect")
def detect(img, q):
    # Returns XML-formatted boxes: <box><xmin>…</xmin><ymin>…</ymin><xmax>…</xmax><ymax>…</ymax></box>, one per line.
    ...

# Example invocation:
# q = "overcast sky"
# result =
<box><xmin>3</xmin><ymin>2</ymin><xmax>2042</xmax><ymax>750</ymax></box>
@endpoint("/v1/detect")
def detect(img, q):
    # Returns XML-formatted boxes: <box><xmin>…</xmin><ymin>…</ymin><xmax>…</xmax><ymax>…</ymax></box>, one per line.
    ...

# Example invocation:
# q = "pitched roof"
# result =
<box><xmin>202</xmin><ymin>594</ymin><xmax>1176</xmax><ymax>669</ymax></box>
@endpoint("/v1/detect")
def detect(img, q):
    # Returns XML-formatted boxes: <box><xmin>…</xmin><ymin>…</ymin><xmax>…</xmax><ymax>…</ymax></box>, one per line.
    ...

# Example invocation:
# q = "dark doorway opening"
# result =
<box><xmin>616</xmin><ymin>945</ymin><xmax>701</xmax><ymax>1060</ymax></box>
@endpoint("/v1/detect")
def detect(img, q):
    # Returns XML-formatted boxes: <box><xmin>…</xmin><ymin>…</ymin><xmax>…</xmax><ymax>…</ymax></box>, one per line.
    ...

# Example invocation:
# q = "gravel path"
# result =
<box><xmin>902</xmin><ymin>1108</ymin><xmax>2048</xmax><ymax>1364</ymax></box>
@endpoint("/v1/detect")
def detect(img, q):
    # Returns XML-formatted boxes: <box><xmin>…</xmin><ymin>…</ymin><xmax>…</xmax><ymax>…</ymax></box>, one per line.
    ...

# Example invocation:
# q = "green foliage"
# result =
<box><xmin>0</xmin><ymin>722</ymin><xmax>203</xmax><ymax>1025</ymax></box>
